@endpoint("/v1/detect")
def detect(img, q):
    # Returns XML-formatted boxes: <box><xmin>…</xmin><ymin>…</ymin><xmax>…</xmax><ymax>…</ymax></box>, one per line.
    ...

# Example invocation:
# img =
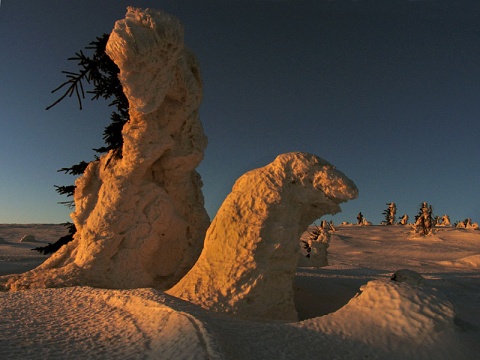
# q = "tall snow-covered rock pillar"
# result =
<box><xmin>1</xmin><ymin>7</ymin><xmax>210</xmax><ymax>291</ymax></box>
<box><xmin>167</xmin><ymin>152</ymin><xmax>358</xmax><ymax>321</ymax></box>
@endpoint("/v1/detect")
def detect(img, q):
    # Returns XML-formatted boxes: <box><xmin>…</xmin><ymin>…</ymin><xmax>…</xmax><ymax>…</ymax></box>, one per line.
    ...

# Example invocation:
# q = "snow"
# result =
<box><xmin>167</xmin><ymin>152</ymin><xmax>357</xmax><ymax>322</ymax></box>
<box><xmin>1</xmin><ymin>224</ymin><xmax>479</xmax><ymax>359</ymax></box>
<box><xmin>1</xmin><ymin>7</ymin><xmax>478</xmax><ymax>359</ymax></box>
<box><xmin>297</xmin><ymin>224</ymin><xmax>330</xmax><ymax>268</ymax></box>
<box><xmin>1</xmin><ymin>7</ymin><xmax>210</xmax><ymax>291</ymax></box>
<box><xmin>18</xmin><ymin>235</ymin><xmax>38</xmax><ymax>243</ymax></box>
<box><xmin>0</xmin><ymin>287</ymin><xmax>211</xmax><ymax>360</ymax></box>
<box><xmin>0</xmin><ymin>224</ymin><xmax>65</xmax><ymax>276</ymax></box>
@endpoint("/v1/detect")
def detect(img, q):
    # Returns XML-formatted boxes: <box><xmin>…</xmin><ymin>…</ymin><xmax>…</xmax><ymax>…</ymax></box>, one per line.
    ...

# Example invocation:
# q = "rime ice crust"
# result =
<box><xmin>1</xmin><ymin>7</ymin><xmax>209</xmax><ymax>291</ymax></box>
<box><xmin>167</xmin><ymin>152</ymin><xmax>358</xmax><ymax>321</ymax></box>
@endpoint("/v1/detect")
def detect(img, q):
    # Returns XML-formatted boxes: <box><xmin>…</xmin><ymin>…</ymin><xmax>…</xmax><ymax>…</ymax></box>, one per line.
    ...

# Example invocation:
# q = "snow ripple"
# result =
<box><xmin>0</xmin><ymin>287</ymin><xmax>212</xmax><ymax>359</ymax></box>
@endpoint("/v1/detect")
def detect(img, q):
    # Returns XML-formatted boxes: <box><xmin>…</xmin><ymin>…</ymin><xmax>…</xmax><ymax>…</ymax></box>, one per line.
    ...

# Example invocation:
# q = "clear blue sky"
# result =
<box><xmin>1</xmin><ymin>0</ymin><xmax>479</xmax><ymax>225</ymax></box>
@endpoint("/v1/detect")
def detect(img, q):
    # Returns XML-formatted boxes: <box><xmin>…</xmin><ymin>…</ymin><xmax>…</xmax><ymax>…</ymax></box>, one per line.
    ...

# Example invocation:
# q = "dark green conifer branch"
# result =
<box><xmin>35</xmin><ymin>33</ymin><xmax>129</xmax><ymax>254</ymax></box>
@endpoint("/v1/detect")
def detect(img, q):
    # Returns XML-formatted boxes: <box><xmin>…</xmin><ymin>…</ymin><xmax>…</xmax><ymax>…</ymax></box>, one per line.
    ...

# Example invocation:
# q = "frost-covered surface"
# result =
<box><xmin>0</xmin><ymin>8</ymin><xmax>209</xmax><ymax>291</ymax></box>
<box><xmin>0</xmin><ymin>287</ymin><xmax>212</xmax><ymax>360</ymax></box>
<box><xmin>168</xmin><ymin>152</ymin><xmax>358</xmax><ymax>321</ymax></box>
<box><xmin>1</xmin><ymin>224</ymin><xmax>479</xmax><ymax>359</ymax></box>
<box><xmin>297</xmin><ymin>225</ymin><xmax>331</xmax><ymax>267</ymax></box>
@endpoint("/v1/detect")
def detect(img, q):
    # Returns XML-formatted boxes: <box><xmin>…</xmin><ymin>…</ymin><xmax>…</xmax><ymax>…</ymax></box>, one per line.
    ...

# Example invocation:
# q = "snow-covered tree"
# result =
<box><xmin>357</xmin><ymin>212</ymin><xmax>364</xmax><ymax>225</ymax></box>
<box><xmin>382</xmin><ymin>202</ymin><xmax>396</xmax><ymax>225</ymax></box>
<box><xmin>49</xmin><ymin>33</ymin><xmax>128</xmax><ymax>200</ymax></box>
<box><xmin>456</xmin><ymin>218</ymin><xmax>479</xmax><ymax>229</ymax></box>
<box><xmin>413</xmin><ymin>202</ymin><xmax>434</xmax><ymax>235</ymax></box>
<box><xmin>399</xmin><ymin>214</ymin><xmax>409</xmax><ymax>225</ymax></box>
<box><xmin>442</xmin><ymin>214</ymin><xmax>451</xmax><ymax>226</ymax></box>
<box><xmin>301</xmin><ymin>224</ymin><xmax>324</xmax><ymax>259</ymax></box>
<box><xmin>321</xmin><ymin>220</ymin><xmax>336</xmax><ymax>232</ymax></box>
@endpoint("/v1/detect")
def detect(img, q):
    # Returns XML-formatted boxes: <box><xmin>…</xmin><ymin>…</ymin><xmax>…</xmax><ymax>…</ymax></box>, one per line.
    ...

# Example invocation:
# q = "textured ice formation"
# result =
<box><xmin>167</xmin><ymin>152</ymin><xmax>358</xmax><ymax>321</ymax></box>
<box><xmin>1</xmin><ymin>7</ymin><xmax>209</xmax><ymax>291</ymax></box>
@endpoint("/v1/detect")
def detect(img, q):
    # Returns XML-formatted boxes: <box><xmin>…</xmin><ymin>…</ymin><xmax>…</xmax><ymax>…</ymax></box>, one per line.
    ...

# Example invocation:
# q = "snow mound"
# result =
<box><xmin>438</xmin><ymin>254</ymin><xmax>480</xmax><ymax>268</ymax></box>
<box><xmin>19</xmin><ymin>235</ymin><xmax>37</xmax><ymax>243</ymax></box>
<box><xmin>0</xmin><ymin>281</ymin><xmax>464</xmax><ymax>360</ymax></box>
<box><xmin>303</xmin><ymin>278</ymin><xmax>456</xmax><ymax>348</ymax></box>
<box><xmin>1</xmin><ymin>7</ymin><xmax>209</xmax><ymax>291</ymax></box>
<box><xmin>168</xmin><ymin>152</ymin><xmax>358</xmax><ymax>321</ymax></box>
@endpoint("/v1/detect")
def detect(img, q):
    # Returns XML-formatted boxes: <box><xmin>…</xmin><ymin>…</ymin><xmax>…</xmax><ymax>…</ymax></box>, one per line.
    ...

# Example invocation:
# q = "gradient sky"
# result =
<box><xmin>1</xmin><ymin>0</ymin><xmax>479</xmax><ymax>225</ymax></box>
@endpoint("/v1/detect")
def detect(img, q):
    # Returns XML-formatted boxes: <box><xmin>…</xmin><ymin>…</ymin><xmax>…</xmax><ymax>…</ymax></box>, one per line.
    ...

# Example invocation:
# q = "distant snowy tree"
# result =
<box><xmin>356</xmin><ymin>212</ymin><xmax>371</xmax><ymax>225</ymax></box>
<box><xmin>413</xmin><ymin>202</ymin><xmax>434</xmax><ymax>235</ymax></box>
<box><xmin>329</xmin><ymin>221</ymin><xmax>336</xmax><ymax>231</ymax></box>
<box><xmin>357</xmin><ymin>212</ymin><xmax>364</xmax><ymax>225</ymax></box>
<box><xmin>442</xmin><ymin>214</ymin><xmax>451</xmax><ymax>226</ymax></box>
<box><xmin>33</xmin><ymin>34</ymin><xmax>129</xmax><ymax>254</ymax></box>
<box><xmin>457</xmin><ymin>218</ymin><xmax>479</xmax><ymax>229</ymax></box>
<box><xmin>321</xmin><ymin>220</ymin><xmax>336</xmax><ymax>232</ymax></box>
<box><xmin>382</xmin><ymin>202</ymin><xmax>396</xmax><ymax>225</ymax></box>
<box><xmin>399</xmin><ymin>214</ymin><xmax>409</xmax><ymax>225</ymax></box>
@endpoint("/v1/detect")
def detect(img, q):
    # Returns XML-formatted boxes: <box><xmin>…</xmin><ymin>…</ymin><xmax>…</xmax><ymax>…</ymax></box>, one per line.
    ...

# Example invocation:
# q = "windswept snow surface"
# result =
<box><xmin>0</xmin><ymin>224</ymin><xmax>65</xmax><ymax>276</ymax></box>
<box><xmin>1</xmin><ymin>224</ymin><xmax>479</xmax><ymax>359</ymax></box>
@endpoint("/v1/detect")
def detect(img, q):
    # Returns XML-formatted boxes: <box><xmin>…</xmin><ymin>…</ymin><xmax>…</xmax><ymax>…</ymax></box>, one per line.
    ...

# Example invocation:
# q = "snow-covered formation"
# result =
<box><xmin>442</xmin><ymin>214</ymin><xmax>451</xmax><ymax>226</ymax></box>
<box><xmin>18</xmin><ymin>235</ymin><xmax>36</xmax><ymax>243</ymax></box>
<box><xmin>307</xmin><ymin>278</ymin><xmax>457</xmax><ymax>352</ymax></box>
<box><xmin>298</xmin><ymin>225</ymin><xmax>331</xmax><ymax>267</ymax></box>
<box><xmin>1</xmin><ymin>7</ymin><xmax>209</xmax><ymax>291</ymax></box>
<box><xmin>456</xmin><ymin>218</ymin><xmax>479</xmax><ymax>229</ymax></box>
<box><xmin>413</xmin><ymin>202</ymin><xmax>434</xmax><ymax>235</ymax></box>
<box><xmin>168</xmin><ymin>152</ymin><xmax>358</xmax><ymax>321</ymax></box>
<box><xmin>383</xmin><ymin>202</ymin><xmax>397</xmax><ymax>225</ymax></box>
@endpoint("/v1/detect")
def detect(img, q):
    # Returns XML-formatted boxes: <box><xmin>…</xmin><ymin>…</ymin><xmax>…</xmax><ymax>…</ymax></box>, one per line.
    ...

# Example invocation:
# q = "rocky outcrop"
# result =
<box><xmin>167</xmin><ymin>152</ymin><xmax>358</xmax><ymax>321</ymax></box>
<box><xmin>1</xmin><ymin>7</ymin><xmax>209</xmax><ymax>291</ymax></box>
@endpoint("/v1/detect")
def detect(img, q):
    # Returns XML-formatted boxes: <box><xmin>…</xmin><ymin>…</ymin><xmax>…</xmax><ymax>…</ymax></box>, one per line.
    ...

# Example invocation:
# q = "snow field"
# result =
<box><xmin>1</xmin><ymin>224</ymin><xmax>479</xmax><ymax>359</ymax></box>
